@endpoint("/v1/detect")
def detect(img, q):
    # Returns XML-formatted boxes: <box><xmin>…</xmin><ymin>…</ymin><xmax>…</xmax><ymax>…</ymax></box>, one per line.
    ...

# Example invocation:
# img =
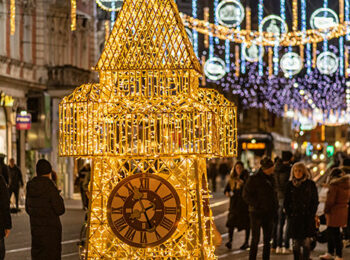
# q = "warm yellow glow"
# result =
<box><xmin>292</xmin><ymin>0</ymin><xmax>298</xmax><ymax>31</ymax></box>
<box><xmin>71</xmin><ymin>0</ymin><xmax>76</xmax><ymax>31</ymax></box>
<box><xmin>10</xmin><ymin>0</ymin><xmax>15</xmax><ymax>35</ymax></box>
<box><xmin>105</xmin><ymin>21</ymin><xmax>110</xmax><ymax>42</ymax></box>
<box><xmin>59</xmin><ymin>0</ymin><xmax>237</xmax><ymax>259</ymax></box>
<box><xmin>268</xmin><ymin>47</ymin><xmax>273</xmax><ymax>76</ymax></box>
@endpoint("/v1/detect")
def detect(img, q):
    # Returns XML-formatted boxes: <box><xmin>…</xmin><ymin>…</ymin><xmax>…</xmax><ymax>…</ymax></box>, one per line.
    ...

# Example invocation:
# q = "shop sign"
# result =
<box><xmin>242</xmin><ymin>142</ymin><xmax>266</xmax><ymax>150</ymax></box>
<box><xmin>16</xmin><ymin>114</ymin><xmax>31</xmax><ymax>130</ymax></box>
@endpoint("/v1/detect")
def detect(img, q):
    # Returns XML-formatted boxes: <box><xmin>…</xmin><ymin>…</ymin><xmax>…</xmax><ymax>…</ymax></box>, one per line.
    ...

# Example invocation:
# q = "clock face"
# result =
<box><xmin>107</xmin><ymin>173</ymin><xmax>181</xmax><ymax>248</ymax></box>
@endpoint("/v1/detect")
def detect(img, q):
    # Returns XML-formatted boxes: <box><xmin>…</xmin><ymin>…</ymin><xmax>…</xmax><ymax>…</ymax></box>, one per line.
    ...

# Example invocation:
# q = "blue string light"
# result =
<box><xmin>225</xmin><ymin>40</ymin><xmax>230</xmax><ymax>72</ymax></box>
<box><xmin>241</xmin><ymin>44</ymin><xmax>246</xmax><ymax>74</ymax></box>
<box><xmin>111</xmin><ymin>1</ymin><xmax>116</xmax><ymax>29</ymax></box>
<box><xmin>340</xmin><ymin>36</ymin><xmax>344</xmax><ymax>76</ymax></box>
<box><xmin>214</xmin><ymin>0</ymin><xmax>219</xmax><ymax>45</ymax></box>
<box><xmin>300</xmin><ymin>0</ymin><xmax>311</xmax><ymax>74</ymax></box>
<box><xmin>274</xmin><ymin>45</ymin><xmax>279</xmax><ymax>75</ymax></box>
<box><xmin>258</xmin><ymin>0</ymin><xmax>264</xmax><ymax>76</ymax></box>
<box><xmin>192</xmin><ymin>0</ymin><xmax>198</xmax><ymax>57</ymax></box>
<box><xmin>346</xmin><ymin>0</ymin><xmax>350</xmax><ymax>40</ymax></box>
<box><xmin>323</xmin><ymin>0</ymin><xmax>328</xmax><ymax>51</ymax></box>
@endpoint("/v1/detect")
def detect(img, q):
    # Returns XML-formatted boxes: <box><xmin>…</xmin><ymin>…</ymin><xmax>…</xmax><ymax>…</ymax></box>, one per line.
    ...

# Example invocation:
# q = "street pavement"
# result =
<box><xmin>4</xmin><ymin>191</ymin><xmax>350</xmax><ymax>259</ymax></box>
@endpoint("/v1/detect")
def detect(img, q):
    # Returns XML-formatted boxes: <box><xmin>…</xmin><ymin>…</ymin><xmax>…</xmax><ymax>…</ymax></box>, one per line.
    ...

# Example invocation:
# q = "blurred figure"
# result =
<box><xmin>273</xmin><ymin>151</ymin><xmax>293</xmax><ymax>254</ymax></box>
<box><xmin>78</xmin><ymin>164</ymin><xmax>90</xmax><ymax>210</ymax></box>
<box><xmin>219</xmin><ymin>159</ymin><xmax>230</xmax><ymax>189</ymax></box>
<box><xmin>341</xmin><ymin>158</ymin><xmax>350</xmax><ymax>247</ymax></box>
<box><xmin>319</xmin><ymin>168</ymin><xmax>350</xmax><ymax>260</ymax></box>
<box><xmin>8</xmin><ymin>158</ymin><xmax>24</xmax><ymax>211</ymax></box>
<box><xmin>25</xmin><ymin>159</ymin><xmax>65</xmax><ymax>260</ymax></box>
<box><xmin>51</xmin><ymin>170</ymin><xmax>58</xmax><ymax>186</ymax></box>
<box><xmin>0</xmin><ymin>171</ymin><xmax>11</xmax><ymax>260</ymax></box>
<box><xmin>243</xmin><ymin>157</ymin><xmax>278</xmax><ymax>260</ymax></box>
<box><xmin>82</xmin><ymin>165</ymin><xmax>91</xmax><ymax>210</ymax></box>
<box><xmin>224</xmin><ymin>161</ymin><xmax>250</xmax><ymax>250</ymax></box>
<box><xmin>0</xmin><ymin>154</ymin><xmax>8</xmax><ymax>186</ymax></box>
<box><xmin>284</xmin><ymin>162</ymin><xmax>318</xmax><ymax>260</ymax></box>
<box><xmin>207</xmin><ymin>159</ymin><xmax>217</xmax><ymax>192</ymax></box>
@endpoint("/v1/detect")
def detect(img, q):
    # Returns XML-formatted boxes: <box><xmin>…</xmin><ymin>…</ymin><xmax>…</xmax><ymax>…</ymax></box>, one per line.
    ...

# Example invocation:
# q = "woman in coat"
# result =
<box><xmin>224</xmin><ymin>161</ymin><xmax>250</xmax><ymax>250</ymax></box>
<box><xmin>284</xmin><ymin>162</ymin><xmax>318</xmax><ymax>260</ymax></box>
<box><xmin>319</xmin><ymin>168</ymin><xmax>350</xmax><ymax>260</ymax></box>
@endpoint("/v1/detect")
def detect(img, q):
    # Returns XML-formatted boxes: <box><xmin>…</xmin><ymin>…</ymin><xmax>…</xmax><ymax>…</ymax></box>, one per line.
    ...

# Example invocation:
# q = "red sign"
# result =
<box><xmin>16</xmin><ymin>114</ymin><xmax>31</xmax><ymax>130</ymax></box>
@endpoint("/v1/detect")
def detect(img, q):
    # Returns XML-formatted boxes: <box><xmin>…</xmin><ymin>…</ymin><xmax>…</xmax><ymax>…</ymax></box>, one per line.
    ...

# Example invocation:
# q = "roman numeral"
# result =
<box><xmin>154</xmin><ymin>229</ymin><xmax>162</xmax><ymax>240</ymax></box>
<box><xmin>164</xmin><ymin>207</ymin><xmax>177</xmax><ymax>214</ymax></box>
<box><xmin>160</xmin><ymin>217</ymin><xmax>173</xmax><ymax>231</ymax></box>
<box><xmin>140</xmin><ymin>178</ymin><xmax>149</xmax><ymax>190</ymax></box>
<box><xmin>140</xmin><ymin>231</ymin><xmax>147</xmax><ymax>244</ymax></box>
<box><xmin>162</xmin><ymin>193</ymin><xmax>173</xmax><ymax>203</ymax></box>
<box><xmin>115</xmin><ymin>193</ymin><xmax>127</xmax><ymax>202</ymax></box>
<box><xmin>125</xmin><ymin>227</ymin><xmax>136</xmax><ymax>241</ymax></box>
<box><xmin>114</xmin><ymin>217</ymin><xmax>127</xmax><ymax>232</ymax></box>
<box><xmin>111</xmin><ymin>207</ymin><xmax>123</xmax><ymax>214</ymax></box>
<box><xmin>125</xmin><ymin>182</ymin><xmax>135</xmax><ymax>195</ymax></box>
<box><xmin>154</xmin><ymin>182</ymin><xmax>162</xmax><ymax>193</ymax></box>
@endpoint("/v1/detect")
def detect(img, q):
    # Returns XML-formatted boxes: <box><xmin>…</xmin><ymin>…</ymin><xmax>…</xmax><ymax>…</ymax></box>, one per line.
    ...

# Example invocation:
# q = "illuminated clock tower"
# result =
<box><xmin>59</xmin><ymin>0</ymin><xmax>237</xmax><ymax>259</ymax></box>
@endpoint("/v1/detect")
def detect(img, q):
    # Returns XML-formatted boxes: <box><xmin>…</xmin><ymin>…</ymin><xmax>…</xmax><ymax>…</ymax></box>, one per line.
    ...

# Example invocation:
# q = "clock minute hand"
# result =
<box><xmin>137</xmin><ymin>199</ymin><xmax>153</xmax><ymax>229</ymax></box>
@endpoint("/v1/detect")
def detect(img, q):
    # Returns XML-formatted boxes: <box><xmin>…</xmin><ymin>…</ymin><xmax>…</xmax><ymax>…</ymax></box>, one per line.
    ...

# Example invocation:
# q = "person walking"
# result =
<box><xmin>25</xmin><ymin>159</ymin><xmax>65</xmax><ymax>260</ymax></box>
<box><xmin>273</xmin><ymin>151</ymin><xmax>293</xmax><ymax>254</ymax></box>
<box><xmin>243</xmin><ymin>157</ymin><xmax>278</xmax><ymax>260</ymax></box>
<box><xmin>224</xmin><ymin>161</ymin><xmax>250</xmax><ymax>250</ymax></box>
<box><xmin>340</xmin><ymin>157</ymin><xmax>350</xmax><ymax>247</ymax></box>
<box><xmin>8</xmin><ymin>158</ymin><xmax>24</xmax><ymax>211</ymax></box>
<box><xmin>319</xmin><ymin>168</ymin><xmax>350</xmax><ymax>260</ymax></box>
<box><xmin>0</xmin><ymin>173</ymin><xmax>11</xmax><ymax>260</ymax></box>
<box><xmin>0</xmin><ymin>155</ymin><xmax>9</xmax><ymax>186</ymax></box>
<box><xmin>284</xmin><ymin>162</ymin><xmax>319</xmax><ymax>260</ymax></box>
<box><xmin>77</xmin><ymin>164</ymin><xmax>90</xmax><ymax>210</ymax></box>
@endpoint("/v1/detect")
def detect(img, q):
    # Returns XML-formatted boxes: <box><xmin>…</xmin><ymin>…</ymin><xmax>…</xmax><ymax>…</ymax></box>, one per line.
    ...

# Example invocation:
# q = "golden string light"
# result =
<box><xmin>345</xmin><ymin>46</ymin><xmax>349</xmax><ymax>78</ymax></box>
<box><xmin>10</xmin><ymin>0</ymin><xmax>15</xmax><ymax>35</ymax></box>
<box><xmin>268</xmin><ymin>47</ymin><xmax>273</xmax><ymax>76</ymax></box>
<box><xmin>235</xmin><ymin>45</ymin><xmax>240</xmax><ymax>77</ymax></box>
<box><xmin>312</xmin><ymin>42</ymin><xmax>317</xmax><ymax>68</ymax></box>
<box><xmin>104</xmin><ymin>20</ymin><xmax>110</xmax><ymax>41</ymax></box>
<box><xmin>181</xmin><ymin>13</ymin><xmax>350</xmax><ymax>47</ymax></box>
<box><xmin>300</xmin><ymin>44</ymin><xmax>304</xmax><ymax>63</ymax></box>
<box><xmin>340</xmin><ymin>0</ymin><xmax>345</xmax><ymax>23</ymax></box>
<box><xmin>292</xmin><ymin>0</ymin><xmax>298</xmax><ymax>31</ymax></box>
<box><xmin>71</xmin><ymin>0</ymin><xmax>76</xmax><ymax>31</ymax></box>
<box><xmin>246</xmin><ymin>6</ymin><xmax>251</xmax><ymax>31</ymax></box>
<box><xmin>59</xmin><ymin>0</ymin><xmax>237</xmax><ymax>259</ymax></box>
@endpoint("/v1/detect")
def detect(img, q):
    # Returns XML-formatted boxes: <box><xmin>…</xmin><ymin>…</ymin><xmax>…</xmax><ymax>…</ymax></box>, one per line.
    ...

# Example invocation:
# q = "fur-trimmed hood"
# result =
<box><xmin>329</xmin><ymin>174</ymin><xmax>350</xmax><ymax>190</ymax></box>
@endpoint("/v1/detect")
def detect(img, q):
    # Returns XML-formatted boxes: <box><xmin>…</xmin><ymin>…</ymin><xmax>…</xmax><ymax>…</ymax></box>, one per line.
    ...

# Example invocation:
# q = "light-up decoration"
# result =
<box><xmin>204</xmin><ymin>57</ymin><xmax>226</xmax><ymax>80</ymax></box>
<box><xmin>192</xmin><ymin>0</ymin><xmax>198</xmax><ymax>56</ymax></box>
<box><xmin>96</xmin><ymin>0</ymin><xmax>124</xmax><ymax>11</ymax></box>
<box><xmin>316</xmin><ymin>51</ymin><xmax>339</xmax><ymax>75</ymax></box>
<box><xmin>258</xmin><ymin>0</ymin><xmax>264</xmax><ymax>76</ymax></box>
<box><xmin>242</xmin><ymin>43</ymin><xmax>264</xmax><ymax>62</ymax></box>
<box><xmin>59</xmin><ymin>0</ymin><xmax>237</xmax><ymax>258</ymax></box>
<box><xmin>10</xmin><ymin>0</ymin><xmax>15</xmax><ymax>35</ymax></box>
<box><xmin>310</xmin><ymin>8</ymin><xmax>339</xmax><ymax>36</ymax></box>
<box><xmin>185</xmin><ymin>28</ymin><xmax>193</xmax><ymax>45</ymax></box>
<box><xmin>346</xmin><ymin>0</ymin><xmax>350</xmax><ymax>40</ymax></box>
<box><xmin>258</xmin><ymin>15</ymin><xmax>288</xmax><ymax>44</ymax></box>
<box><xmin>216</xmin><ymin>0</ymin><xmax>245</xmax><ymax>27</ymax></box>
<box><xmin>280</xmin><ymin>52</ymin><xmax>303</xmax><ymax>76</ymax></box>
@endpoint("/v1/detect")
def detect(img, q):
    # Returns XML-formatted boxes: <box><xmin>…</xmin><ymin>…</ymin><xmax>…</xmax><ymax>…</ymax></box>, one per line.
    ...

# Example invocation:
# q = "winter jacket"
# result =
<box><xmin>243</xmin><ymin>168</ymin><xmax>278</xmax><ymax>218</ymax></box>
<box><xmin>8</xmin><ymin>165</ymin><xmax>23</xmax><ymax>190</ymax></box>
<box><xmin>0</xmin><ymin>175</ymin><xmax>11</xmax><ymax>238</ymax></box>
<box><xmin>0</xmin><ymin>163</ymin><xmax>9</xmax><ymax>185</ymax></box>
<box><xmin>325</xmin><ymin>175</ymin><xmax>350</xmax><ymax>227</ymax></box>
<box><xmin>25</xmin><ymin>176</ymin><xmax>65</xmax><ymax>260</ymax></box>
<box><xmin>274</xmin><ymin>161</ymin><xmax>292</xmax><ymax>201</ymax></box>
<box><xmin>225</xmin><ymin>170</ymin><xmax>250</xmax><ymax>230</ymax></box>
<box><xmin>284</xmin><ymin>179</ymin><xmax>319</xmax><ymax>239</ymax></box>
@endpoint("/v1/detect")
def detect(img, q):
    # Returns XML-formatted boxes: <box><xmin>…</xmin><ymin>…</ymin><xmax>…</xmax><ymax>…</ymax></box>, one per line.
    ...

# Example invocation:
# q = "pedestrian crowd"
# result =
<box><xmin>221</xmin><ymin>152</ymin><xmax>350</xmax><ymax>260</ymax></box>
<box><xmin>0</xmin><ymin>157</ymin><xmax>65</xmax><ymax>260</ymax></box>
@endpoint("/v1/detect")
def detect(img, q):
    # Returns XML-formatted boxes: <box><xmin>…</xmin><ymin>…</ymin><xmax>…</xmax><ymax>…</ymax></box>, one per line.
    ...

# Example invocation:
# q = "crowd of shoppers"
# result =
<box><xmin>222</xmin><ymin>152</ymin><xmax>350</xmax><ymax>260</ymax></box>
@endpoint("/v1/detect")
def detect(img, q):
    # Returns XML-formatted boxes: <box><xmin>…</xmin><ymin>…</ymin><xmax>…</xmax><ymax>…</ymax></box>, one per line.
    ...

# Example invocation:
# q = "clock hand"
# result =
<box><xmin>137</xmin><ymin>199</ymin><xmax>153</xmax><ymax>229</ymax></box>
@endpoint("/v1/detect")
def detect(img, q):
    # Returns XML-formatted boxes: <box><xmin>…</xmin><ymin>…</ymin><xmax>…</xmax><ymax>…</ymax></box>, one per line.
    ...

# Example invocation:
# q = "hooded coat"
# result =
<box><xmin>325</xmin><ymin>174</ymin><xmax>350</xmax><ymax>227</ymax></box>
<box><xmin>25</xmin><ymin>176</ymin><xmax>65</xmax><ymax>260</ymax></box>
<box><xmin>284</xmin><ymin>179</ymin><xmax>318</xmax><ymax>239</ymax></box>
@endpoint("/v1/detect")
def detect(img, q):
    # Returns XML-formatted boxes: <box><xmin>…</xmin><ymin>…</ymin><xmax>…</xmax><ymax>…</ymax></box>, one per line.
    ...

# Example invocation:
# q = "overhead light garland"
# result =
<box><xmin>71</xmin><ymin>0</ymin><xmax>76</xmax><ymax>31</ymax></box>
<box><xmin>10</xmin><ymin>0</ymin><xmax>15</xmax><ymax>35</ymax></box>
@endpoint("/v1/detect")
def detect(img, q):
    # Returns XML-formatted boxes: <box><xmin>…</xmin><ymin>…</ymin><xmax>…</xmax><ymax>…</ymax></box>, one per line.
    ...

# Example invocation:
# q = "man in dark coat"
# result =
<box><xmin>25</xmin><ymin>159</ymin><xmax>65</xmax><ymax>260</ymax></box>
<box><xmin>0</xmin><ymin>174</ymin><xmax>11</xmax><ymax>260</ymax></box>
<box><xmin>8</xmin><ymin>158</ymin><xmax>24</xmax><ymax>211</ymax></box>
<box><xmin>273</xmin><ymin>151</ymin><xmax>293</xmax><ymax>254</ymax></box>
<box><xmin>243</xmin><ymin>157</ymin><xmax>278</xmax><ymax>260</ymax></box>
<box><xmin>0</xmin><ymin>155</ymin><xmax>9</xmax><ymax>186</ymax></box>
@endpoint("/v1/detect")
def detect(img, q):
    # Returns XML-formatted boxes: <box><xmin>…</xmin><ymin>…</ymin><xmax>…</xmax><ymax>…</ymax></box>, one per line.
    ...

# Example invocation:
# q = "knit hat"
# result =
<box><xmin>36</xmin><ymin>159</ymin><xmax>52</xmax><ymax>176</ymax></box>
<box><xmin>260</xmin><ymin>157</ymin><xmax>274</xmax><ymax>170</ymax></box>
<box><xmin>282</xmin><ymin>151</ymin><xmax>293</xmax><ymax>162</ymax></box>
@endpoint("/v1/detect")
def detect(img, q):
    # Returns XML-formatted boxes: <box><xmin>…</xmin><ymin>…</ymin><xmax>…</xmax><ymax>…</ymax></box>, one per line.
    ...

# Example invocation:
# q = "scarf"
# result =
<box><xmin>292</xmin><ymin>174</ymin><xmax>308</xmax><ymax>187</ymax></box>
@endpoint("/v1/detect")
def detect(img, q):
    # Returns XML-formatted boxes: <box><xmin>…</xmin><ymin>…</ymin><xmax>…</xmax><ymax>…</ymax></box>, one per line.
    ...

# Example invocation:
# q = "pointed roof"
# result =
<box><xmin>96</xmin><ymin>0</ymin><xmax>201</xmax><ymax>73</ymax></box>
